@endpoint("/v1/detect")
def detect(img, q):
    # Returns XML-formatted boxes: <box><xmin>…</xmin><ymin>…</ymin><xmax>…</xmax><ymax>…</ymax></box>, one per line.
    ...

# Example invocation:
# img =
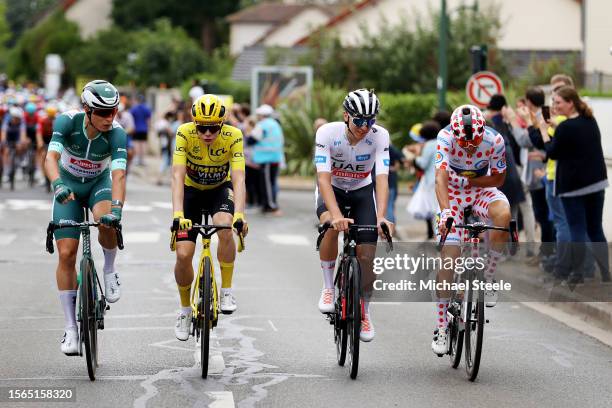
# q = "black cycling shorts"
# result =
<box><xmin>316</xmin><ymin>183</ymin><xmax>378</xmax><ymax>244</ymax></box>
<box><xmin>177</xmin><ymin>181</ymin><xmax>234</xmax><ymax>243</ymax></box>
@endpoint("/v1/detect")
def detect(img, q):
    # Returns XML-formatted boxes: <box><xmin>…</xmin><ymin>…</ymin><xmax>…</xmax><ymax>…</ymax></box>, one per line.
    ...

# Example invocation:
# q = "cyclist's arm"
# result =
<box><xmin>45</xmin><ymin>115</ymin><xmax>70</xmax><ymax>183</ymax></box>
<box><xmin>468</xmin><ymin>131</ymin><xmax>507</xmax><ymax>188</ymax></box>
<box><xmin>434</xmin><ymin>131</ymin><xmax>452</xmax><ymax>210</ymax></box>
<box><xmin>230</xmin><ymin>131</ymin><xmax>246</xmax><ymax>214</ymax></box>
<box><xmin>374</xmin><ymin>130</ymin><xmax>391</xmax><ymax>220</ymax></box>
<box><xmin>110</xmin><ymin>128</ymin><xmax>128</xmax><ymax>204</ymax></box>
<box><xmin>435</xmin><ymin>168</ymin><xmax>451</xmax><ymax>210</ymax></box>
<box><xmin>314</xmin><ymin>127</ymin><xmax>341</xmax><ymax>218</ymax></box>
<box><xmin>171</xmin><ymin>127</ymin><xmax>188</xmax><ymax>213</ymax></box>
<box><xmin>19</xmin><ymin>122</ymin><xmax>27</xmax><ymax>143</ymax></box>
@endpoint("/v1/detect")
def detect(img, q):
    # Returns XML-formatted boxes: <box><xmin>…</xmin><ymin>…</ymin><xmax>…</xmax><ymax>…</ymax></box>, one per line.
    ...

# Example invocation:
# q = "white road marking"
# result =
<box><xmin>123</xmin><ymin>204</ymin><xmax>153</xmax><ymax>212</ymax></box>
<box><xmin>0</xmin><ymin>234</ymin><xmax>16</xmax><ymax>246</ymax></box>
<box><xmin>3</xmin><ymin>199</ymin><xmax>51</xmax><ymax>211</ymax></box>
<box><xmin>268</xmin><ymin>320</ymin><xmax>278</xmax><ymax>332</ymax></box>
<box><xmin>205</xmin><ymin>391</ymin><xmax>235</xmax><ymax>408</ymax></box>
<box><xmin>152</xmin><ymin>201</ymin><xmax>173</xmax><ymax>209</ymax></box>
<box><xmin>4</xmin><ymin>326</ymin><xmax>169</xmax><ymax>333</ymax></box>
<box><xmin>124</xmin><ymin>232</ymin><xmax>160</xmax><ymax>243</ymax></box>
<box><xmin>0</xmin><ymin>375</ymin><xmax>150</xmax><ymax>381</ymax></box>
<box><xmin>370</xmin><ymin>302</ymin><xmax>403</xmax><ymax>305</ymax></box>
<box><xmin>267</xmin><ymin>234</ymin><xmax>310</xmax><ymax>246</ymax></box>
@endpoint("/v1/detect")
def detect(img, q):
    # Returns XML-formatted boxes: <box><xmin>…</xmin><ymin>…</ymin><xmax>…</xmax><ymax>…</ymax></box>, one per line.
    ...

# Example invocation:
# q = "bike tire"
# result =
<box><xmin>335</xmin><ymin>261</ymin><xmax>347</xmax><ymax>366</ymax></box>
<box><xmin>464</xmin><ymin>287</ymin><xmax>484</xmax><ymax>381</ymax></box>
<box><xmin>28</xmin><ymin>149</ymin><xmax>35</xmax><ymax>187</ymax></box>
<box><xmin>200</xmin><ymin>257</ymin><xmax>212</xmax><ymax>379</ymax></box>
<box><xmin>347</xmin><ymin>258</ymin><xmax>361</xmax><ymax>379</ymax></box>
<box><xmin>81</xmin><ymin>258</ymin><xmax>97</xmax><ymax>381</ymax></box>
<box><xmin>9</xmin><ymin>150</ymin><xmax>16</xmax><ymax>191</ymax></box>
<box><xmin>449</xmin><ymin>313</ymin><xmax>463</xmax><ymax>368</ymax></box>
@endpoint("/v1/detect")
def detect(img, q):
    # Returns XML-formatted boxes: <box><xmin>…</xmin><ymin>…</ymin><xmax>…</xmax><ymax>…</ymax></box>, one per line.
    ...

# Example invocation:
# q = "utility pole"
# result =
<box><xmin>438</xmin><ymin>0</ymin><xmax>447</xmax><ymax>111</ymax></box>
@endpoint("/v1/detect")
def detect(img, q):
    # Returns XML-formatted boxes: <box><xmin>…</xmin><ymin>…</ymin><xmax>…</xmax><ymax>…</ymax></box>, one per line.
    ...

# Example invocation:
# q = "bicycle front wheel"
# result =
<box><xmin>200</xmin><ymin>257</ymin><xmax>213</xmax><ymax>379</ymax></box>
<box><xmin>464</xmin><ymin>286</ymin><xmax>484</xmax><ymax>381</ymax></box>
<box><xmin>80</xmin><ymin>258</ymin><xmax>97</xmax><ymax>381</ymax></box>
<box><xmin>347</xmin><ymin>258</ymin><xmax>361</xmax><ymax>379</ymax></box>
<box><xmin>334</xmin><ymin>262</ymin><xmax>347</xmax><ymax>366</ymax></box>
<box><xmin>448</xmin><ymin>301</ymin><xmax>463</xmax><ymax>369</ymax></box>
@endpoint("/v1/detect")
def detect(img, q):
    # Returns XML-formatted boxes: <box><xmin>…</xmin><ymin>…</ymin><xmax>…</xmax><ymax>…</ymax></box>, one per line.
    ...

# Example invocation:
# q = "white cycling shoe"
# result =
<box><xmin>104</xmin><ymin>271</ymin><xmax>121</xmax><ymax>303</ymax></box>
<box><xmin>318</xmin><ymin>288</ymin><xmax>335</xmax><ymax>314</ymax></box>
<box><xmin>431</xmin><ymin>327</ymin><xmax>449</xmax><ymax>355</ymax></box>
<box><xmin>220</xmin><ymin>289</ymin><xmax>237</xmax><ymax>314</ymax></box>
<box><xmin>360</xmin><ymin>313</ymin><xmax>376</xmax><ymax>342</ymax></box>
<box><xmin>485</xmin><ymin>288</ymin><xmax>498</xmax><ymax>308</ymax></box>
<box><xmin>60</xmin><ymin>328</ymin><xmax>79</xmax><ymax>356</ymax></box>
<box><xmin>174</xmin><ymin>312</ymin><xmax>191</xmax><ymax>341</ymax></box>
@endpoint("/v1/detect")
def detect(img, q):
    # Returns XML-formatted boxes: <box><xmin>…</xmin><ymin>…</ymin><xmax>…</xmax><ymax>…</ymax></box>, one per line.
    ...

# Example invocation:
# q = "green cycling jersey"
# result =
<box><xmin>48</xmin><ymin>110</ymin><xmax>127</xmax><ymax>183</ymax></box>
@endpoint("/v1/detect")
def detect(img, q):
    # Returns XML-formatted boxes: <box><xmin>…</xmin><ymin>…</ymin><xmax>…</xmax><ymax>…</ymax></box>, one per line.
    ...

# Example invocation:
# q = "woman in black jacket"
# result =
<box><xmin>539</xmin><ymin>86</ymin><xmax>610</xmax><ymax>283</ymax></box>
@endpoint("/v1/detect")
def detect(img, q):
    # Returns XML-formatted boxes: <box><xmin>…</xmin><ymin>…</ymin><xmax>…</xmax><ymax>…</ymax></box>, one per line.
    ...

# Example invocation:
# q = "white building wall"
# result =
<box><xmin>326</xmin><ymin>0</ymin><xmax>581</xmax><ymax>51</ymax></box>
<box><xmin>263</xmin><ymin>9</ymin><xmax>331</xmax><ymax>47</ymax></box>
<box><xmin>584</xmin><ymin>0</ymin><xmax>612</xmax><ymax>74</ymax></box>
<box><xmin>230</xmin><ymin>23</ymin><xmax>274</xmax><ymax>55</ymax></box>
<box><xmin>65</xmin><ymin>0</ymin><xmax>112</xmax><ymax>39</ymax></box>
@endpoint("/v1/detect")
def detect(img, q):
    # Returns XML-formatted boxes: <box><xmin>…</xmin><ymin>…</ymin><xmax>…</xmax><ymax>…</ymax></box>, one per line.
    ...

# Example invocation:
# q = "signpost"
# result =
<box><xmin>465</xmin><ymin>71</ymin><xmax>504</xmax><ymax>108</ymax></box>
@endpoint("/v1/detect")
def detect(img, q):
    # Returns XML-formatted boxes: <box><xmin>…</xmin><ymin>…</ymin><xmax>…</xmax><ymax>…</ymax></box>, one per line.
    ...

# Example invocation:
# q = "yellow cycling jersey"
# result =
<box><xmin>173</xmin><ymin>122</ymin><xmax>245</xmax><ymax>190</ymax></box>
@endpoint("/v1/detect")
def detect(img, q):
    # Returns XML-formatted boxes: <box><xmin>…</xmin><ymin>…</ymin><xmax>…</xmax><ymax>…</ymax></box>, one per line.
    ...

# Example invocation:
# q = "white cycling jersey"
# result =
<box><xmin>314</xmin><ymin>122</ymin><xmax>390</xmax><ymax>191</ymax></box>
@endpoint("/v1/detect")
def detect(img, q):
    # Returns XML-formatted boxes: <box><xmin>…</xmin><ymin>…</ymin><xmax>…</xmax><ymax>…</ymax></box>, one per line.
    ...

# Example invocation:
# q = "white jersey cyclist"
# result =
<box><xmin>435</xmin><ymin>120</ymin><xmax>509</xmax><ymax>244</ymax></box>
<box><xmin>314</xmin><ymin>121</ymin><xmax>390</xmax><ymax>191</ymax></box>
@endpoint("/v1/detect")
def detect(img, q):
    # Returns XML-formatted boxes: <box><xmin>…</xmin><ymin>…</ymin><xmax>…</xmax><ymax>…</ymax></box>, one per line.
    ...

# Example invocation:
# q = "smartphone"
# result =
<box><xmin>542</xmin><ymin>106</ymin><xmax>551</xmax><ymax>121</ymax></box>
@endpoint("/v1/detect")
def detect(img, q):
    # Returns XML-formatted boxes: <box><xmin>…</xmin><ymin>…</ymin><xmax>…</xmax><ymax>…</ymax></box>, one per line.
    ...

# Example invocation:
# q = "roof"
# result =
<box><xmin>227</xmin><ymin>2</ymin><xmax>316</xmax><ymax>24</ymax></box>
<box><xmin>294</xmin><ymin>0</ymin><xmax>379</xmax><ymax>45</ymax></box>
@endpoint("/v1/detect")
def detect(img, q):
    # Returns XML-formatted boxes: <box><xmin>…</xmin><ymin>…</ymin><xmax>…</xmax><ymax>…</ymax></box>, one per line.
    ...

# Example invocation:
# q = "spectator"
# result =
<box><xmin>406</xmin><ymin>121</ymin><xmax>440</xmax><ymax>239</ymax></box>
<box><xmin>386</xmin><ymin>143</ymin><xmax>405</xmax><ymax>224</ymax></box>
<box><xmin>188</xmin><ymin>79</ymin><xmax>204</xmax><ymax>103</ymax></box>
<box><xmin>116</xmin><ymin>103</ymin><xmax>135</xmax><ymax>171</ymax></box>
<box><xmin>252</xmin><ymin>104</ymin><xmax>284</xmax><ymax>215</ymax></box>
<box><xmin>539</xmin><ymin>86</ymin><xmax>610</xmax><ymax>283</ymax></box>
<box><xmin>243</xmin><ymin>116</ymin><xmax>261</xmax><ymax>209</ymax></box>
<box><xmin>432</xmin><ymin>110</ymin><xmax>451</xmax><ymax>129</ymax></box>
<box><xmin>155</xmin><ymin>111</ymin><xmax>174</xmax><ymax>185</ymax></box>
<box><xmin>130</xmin><ymin>94</ymin><xmax>152</xmax><ymax>166</ymax></box>
<box><xmin>486</xmin><ymin>94</ymin><xmax>527</xmax><ymax>235</ymax></box>
<box><xmin>512</xmin><ymin>87</ymin><xmax>555</xmax><ymax>265</ymax></box>
<box><xmin>314</xmin><ymin>118</ymin><xmax>328</xmax><ymax>132</ymax></box>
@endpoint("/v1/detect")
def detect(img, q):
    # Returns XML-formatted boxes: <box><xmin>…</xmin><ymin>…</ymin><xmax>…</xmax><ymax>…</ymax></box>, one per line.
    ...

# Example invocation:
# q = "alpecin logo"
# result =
<box><xmin>70</xmin><ymin>158</ymin><xmax>100</xmax><ymax>169</ymax></box>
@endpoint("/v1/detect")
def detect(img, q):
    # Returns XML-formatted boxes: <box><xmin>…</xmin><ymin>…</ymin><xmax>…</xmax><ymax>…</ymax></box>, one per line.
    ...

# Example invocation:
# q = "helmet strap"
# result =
<box><xmin>84</xmin><ymin>106</ymin><xmax>104</xmax><ymax>134</ymax></box>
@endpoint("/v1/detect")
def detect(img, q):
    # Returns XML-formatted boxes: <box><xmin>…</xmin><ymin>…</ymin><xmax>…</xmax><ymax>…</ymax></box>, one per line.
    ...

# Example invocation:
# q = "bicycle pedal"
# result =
<box><xmin>106</xmin><ymin>305</ymin><xmax>110</xmax><ymax>311</ymax></box>
<box><xmin>486</xmin><ymin>319</ymin><xmax>490</xmax><ymax>323</ymax></box>
<box><xmin>436</xmin><ymin>354</ymin><xmax>444</xmax><ymax>358</ymax></box>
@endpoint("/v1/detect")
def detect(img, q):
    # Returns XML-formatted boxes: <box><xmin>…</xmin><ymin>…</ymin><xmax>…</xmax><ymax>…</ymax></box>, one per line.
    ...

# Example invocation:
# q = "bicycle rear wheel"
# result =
<box><xmin>464</xmin><ymin>285</ymin><xmax>484</xmax><ymax>381</ymax></box>
<box><xmin>448</xmin><ymin>301</ymin><xmax>463</xmax><ymax>368</ymax></box>
<box><xmin>334</xmin><ymin>262</ymin><xmax>347</xmax><ymax>366</ymax></box>
<box><xmin>347</xmin><ymin>258</ymin><xmax>361</xmax><ymax>379</ymax></box>
<box><xmin>80</xmin><ymin>258</ymin><xmax>97</xmax><ymax>381</ymax></box>
<box><xmin>200</xmin><ymin>257</ymin><xmax>212</xmax><ymax>379</ymax></box>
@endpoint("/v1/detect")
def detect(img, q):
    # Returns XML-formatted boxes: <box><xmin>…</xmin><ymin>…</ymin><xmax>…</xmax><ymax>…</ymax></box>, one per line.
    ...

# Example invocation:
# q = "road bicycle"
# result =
<box><xmin>46</xmin><ymin>212</ymin><xmax>124</xmax><ymax>381</ymax></box>
<box><xmin>438</xmin><ymin>205</ymin><xmax>517</xmax><ymax>381</ymax></box>
<box><xmin>170</xmin><ymin>212</ymin><xmax>245</xmax><ymax>379</ymax></box>
<box><xmin>317</xmin><ymin>221</ymin><xmax>393</xmax><ymax>379</ymax></box>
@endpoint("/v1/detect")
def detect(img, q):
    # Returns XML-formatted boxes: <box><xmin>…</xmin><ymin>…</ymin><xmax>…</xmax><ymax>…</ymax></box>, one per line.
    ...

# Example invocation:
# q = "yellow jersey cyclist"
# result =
<box><xmin>171</xmin><ymin>94</ymin><xmax>248</xmax><ymax>341</ymax></box>
<box><xmin>44</xmin><ymin>80</ymin><xmax>127</xmax><ymax>355</ymax></box>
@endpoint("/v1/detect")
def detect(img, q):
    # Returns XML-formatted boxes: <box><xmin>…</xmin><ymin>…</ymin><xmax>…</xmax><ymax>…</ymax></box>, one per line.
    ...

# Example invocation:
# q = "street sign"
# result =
<box><xmin>465</xmin><ymin>71</ymin><xmax>504</xmax><ymax>108</ymax></box>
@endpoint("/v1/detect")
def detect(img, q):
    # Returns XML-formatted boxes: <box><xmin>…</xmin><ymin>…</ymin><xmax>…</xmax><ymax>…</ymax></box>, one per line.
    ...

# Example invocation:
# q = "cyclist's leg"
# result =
<box><xmin>175</xmin><ymin>187</ymin><xmax>202</xmax><ymax>314</ymax></box>
<box><xmin>209</xmin><ymin>183</ymin><xmax>236</xmax><ymax>290</ymax></box>
<box><xmin>89</xmin><ymin>176</ymin><xmax>117</xmax><ymax>271</ymax></box>
<box><xmin>52</xmin><ymin>192</ymin><xmax>84</xmax><ymax>353</ymax></box>
<box><xmin>473</xmin><ymin>188</ymin><xmax>511</xmax><ymax>283</ymax></box>
<box><xmin>316</xmin><ymin>186</ymin><xmax>341</xmax><ymax>313</ymax></box>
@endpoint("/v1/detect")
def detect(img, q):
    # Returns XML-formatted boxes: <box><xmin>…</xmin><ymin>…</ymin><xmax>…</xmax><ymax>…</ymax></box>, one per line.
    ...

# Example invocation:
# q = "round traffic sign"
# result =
<box><xmin>465</xmin><ymin>71</ymin><xmax>504</xmax><ymax>108</ymax></box>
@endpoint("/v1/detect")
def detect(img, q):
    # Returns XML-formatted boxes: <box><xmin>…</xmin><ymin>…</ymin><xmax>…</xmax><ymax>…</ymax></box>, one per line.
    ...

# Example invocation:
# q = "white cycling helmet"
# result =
<box><xmin>9</xmin><ymin>106</ymin><xmax>23</xmax><ymax>119</ymax></box>
<box><xmin>81</xmin><ymin>80</ymin><xmax>120</xmax><ymax>109</ymax></box>
<box><xmin>343</xmin><ymin>89</ymin><xmax>380</xmax><ymax>118</ymax></box>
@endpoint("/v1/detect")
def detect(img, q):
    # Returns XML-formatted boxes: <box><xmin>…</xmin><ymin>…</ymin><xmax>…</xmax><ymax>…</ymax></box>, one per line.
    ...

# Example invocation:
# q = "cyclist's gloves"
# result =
<box><xmin>173</xmin><ymin>211</ymin><xmax>192</xmax><ymax>231</ymax></box>
<box><xmin>52</xmin><ymin>179</ymin><xmax>72</xmax><ymax>204</ymax></box>
<box><xmin>100</xmin><ymin>207</ymin><xmax>122</xmax><ymax>227</ymax></box>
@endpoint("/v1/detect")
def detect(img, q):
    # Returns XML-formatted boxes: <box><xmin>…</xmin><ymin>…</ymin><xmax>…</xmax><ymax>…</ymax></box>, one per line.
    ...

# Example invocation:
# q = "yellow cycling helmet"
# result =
<box><xmin>191</xmin><ymin>94</ymin><xmax>226</xmax><ymax>125</ymax></box>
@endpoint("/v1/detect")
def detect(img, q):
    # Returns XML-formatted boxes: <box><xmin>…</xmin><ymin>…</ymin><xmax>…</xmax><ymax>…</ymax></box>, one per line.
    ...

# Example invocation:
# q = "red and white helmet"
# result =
<box><xmin>450</xmin><ymin>105</ymin><xmax>485</xmax><ymax>148</ymax></box>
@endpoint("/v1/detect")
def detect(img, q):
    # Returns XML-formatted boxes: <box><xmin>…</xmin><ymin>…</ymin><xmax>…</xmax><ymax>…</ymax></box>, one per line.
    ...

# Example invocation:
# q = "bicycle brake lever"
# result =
<box><xmin>380</xmin><ymin>222</ymin><xmax>393</xmax><ymax>253</ymax></box>
<box><xmin>316</xmin><ymin>222</ymin><xmax>331</xmax><ymax>251</ymax></box>
<box><xmin>115</xmin><ymin>224</ymin><xmax>124</xmax><ymax>250</ymax></box>
<box><xmin>436</xmin><ymin>217</ymin><xmax>455</xmax><ymax>252</ymax></box>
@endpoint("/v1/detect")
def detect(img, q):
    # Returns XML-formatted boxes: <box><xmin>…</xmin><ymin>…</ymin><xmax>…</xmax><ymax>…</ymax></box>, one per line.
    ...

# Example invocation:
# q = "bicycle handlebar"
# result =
<box><xmin>46</xmin><ymin>221</ymin><xmax>124</xmax><ymax>254</ymax></box>
<box><xmin>437</xmin><ymin>217</ymin><xmax>519</xmax><ymax>252</ymax></box>
<box><xmin>316</xmin><ymin>221</ymin><xmax>393</xmax><ymax>252</ymax></box>
<box><xmin>169</xmin><ymin>219</ymin><xmax>246</xmax><ymax>252</ymax></box>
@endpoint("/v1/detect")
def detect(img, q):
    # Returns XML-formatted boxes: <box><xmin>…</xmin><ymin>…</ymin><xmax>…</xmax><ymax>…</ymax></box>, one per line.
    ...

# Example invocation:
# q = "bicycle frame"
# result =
<box><xmin>192</xmin><ymin>229</ymin><xmax>219</xmax><ymax>325</ymax></box>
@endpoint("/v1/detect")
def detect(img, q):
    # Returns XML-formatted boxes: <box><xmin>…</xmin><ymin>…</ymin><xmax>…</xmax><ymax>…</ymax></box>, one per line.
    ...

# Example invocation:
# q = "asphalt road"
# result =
<box><xmin>0</xmin><ymin>176</ymin><xmax>611</xmax><ymax>408</ymax></box>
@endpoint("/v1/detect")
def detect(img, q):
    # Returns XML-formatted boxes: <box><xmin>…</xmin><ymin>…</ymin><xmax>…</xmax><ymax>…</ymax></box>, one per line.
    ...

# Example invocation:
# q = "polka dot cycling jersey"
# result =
<box><xmin>314</xmin><ymin>121</ymin><xmax>390</xmax><ymax>191</ymax></box>
<box><xmin>434</xmin><ymin>124</ymin><xmax>506</xmax><ymax>188</ymax></box>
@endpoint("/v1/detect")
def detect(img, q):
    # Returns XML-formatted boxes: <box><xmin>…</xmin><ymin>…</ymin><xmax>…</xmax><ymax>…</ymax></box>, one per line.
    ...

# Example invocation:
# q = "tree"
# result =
<box><xmin>115</xmin><ymin>19</ymin><xmax>205</xmax><ymax>87</ymax></box>
<box><xmin>0</xmin><ymin>1</ymin><xmax>11</xmax><ymax>70</ymax></box>
<box><xmin>111</xmin><ymin>0</ymin><xmax>241</xmax><ymax>53</ymax></box>
<box><xmin>4</xmin><ymin>0</ymin><xmax>56</xmax><ymax>46</ymax></box>
<box><xmin>6</xmin><ymin>11</ymin><xmax>82</xmax><ymax>82</ymax></box>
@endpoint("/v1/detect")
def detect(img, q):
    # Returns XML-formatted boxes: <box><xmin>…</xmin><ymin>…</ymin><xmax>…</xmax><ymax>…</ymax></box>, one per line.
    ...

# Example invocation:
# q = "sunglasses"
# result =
<box><xmin>196</xmin><ymin>124</ymin><xmax>222</xmax><ymax>134</ymax></box>
<box><xmin>92</xmin><ymin>108</ymin><xmax>118</xmax><ymax>118</ymax></box>
<box><xmin>456</xmin><ymin>135</ymin><xmax>483</xmax><ymax>149</ymax></box>
<box><xmin>351</xmin><ymin>116</ymin><xmax>376</xmax><ymax>128</ymax></box>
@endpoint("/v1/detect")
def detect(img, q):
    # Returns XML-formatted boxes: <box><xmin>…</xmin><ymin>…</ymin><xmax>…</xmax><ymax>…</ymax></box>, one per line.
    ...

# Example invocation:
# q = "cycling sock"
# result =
<box><xmin>181</xmin><ymin>306</ymin><xmax>191</xmax><ymax>316</ymax></box>
<box><xmin>485</xmin><ymin>249</ymin><xmax>503</xmax><ymax>283</ymax></box>
<box><xmin>220</xmin><ymin>261</ymin><xmax>234</xmax><ymax>289</ymax></box>
<box><xmin>436</xmin><ymin>298</ymin><xmax>449</xmax><ymax>329</ymax></box>
<box><xmin>102</xmin><ymin>246</ymin><xmax>117</xmax><ymax>274</ymax></box>
<box><xmin>59</xmin><ymin>290</ymin><xmax>77</xmax><ymax>330</ymax></box>
<box><xmin>321</xmin><ymin>260</ymin><xmax>336</xmax><ymax>289</ymax></box>
<box><xmin>177</xmin><ymin>284</ymin><xmax>191</xmax><ymax>308</ymax></box>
